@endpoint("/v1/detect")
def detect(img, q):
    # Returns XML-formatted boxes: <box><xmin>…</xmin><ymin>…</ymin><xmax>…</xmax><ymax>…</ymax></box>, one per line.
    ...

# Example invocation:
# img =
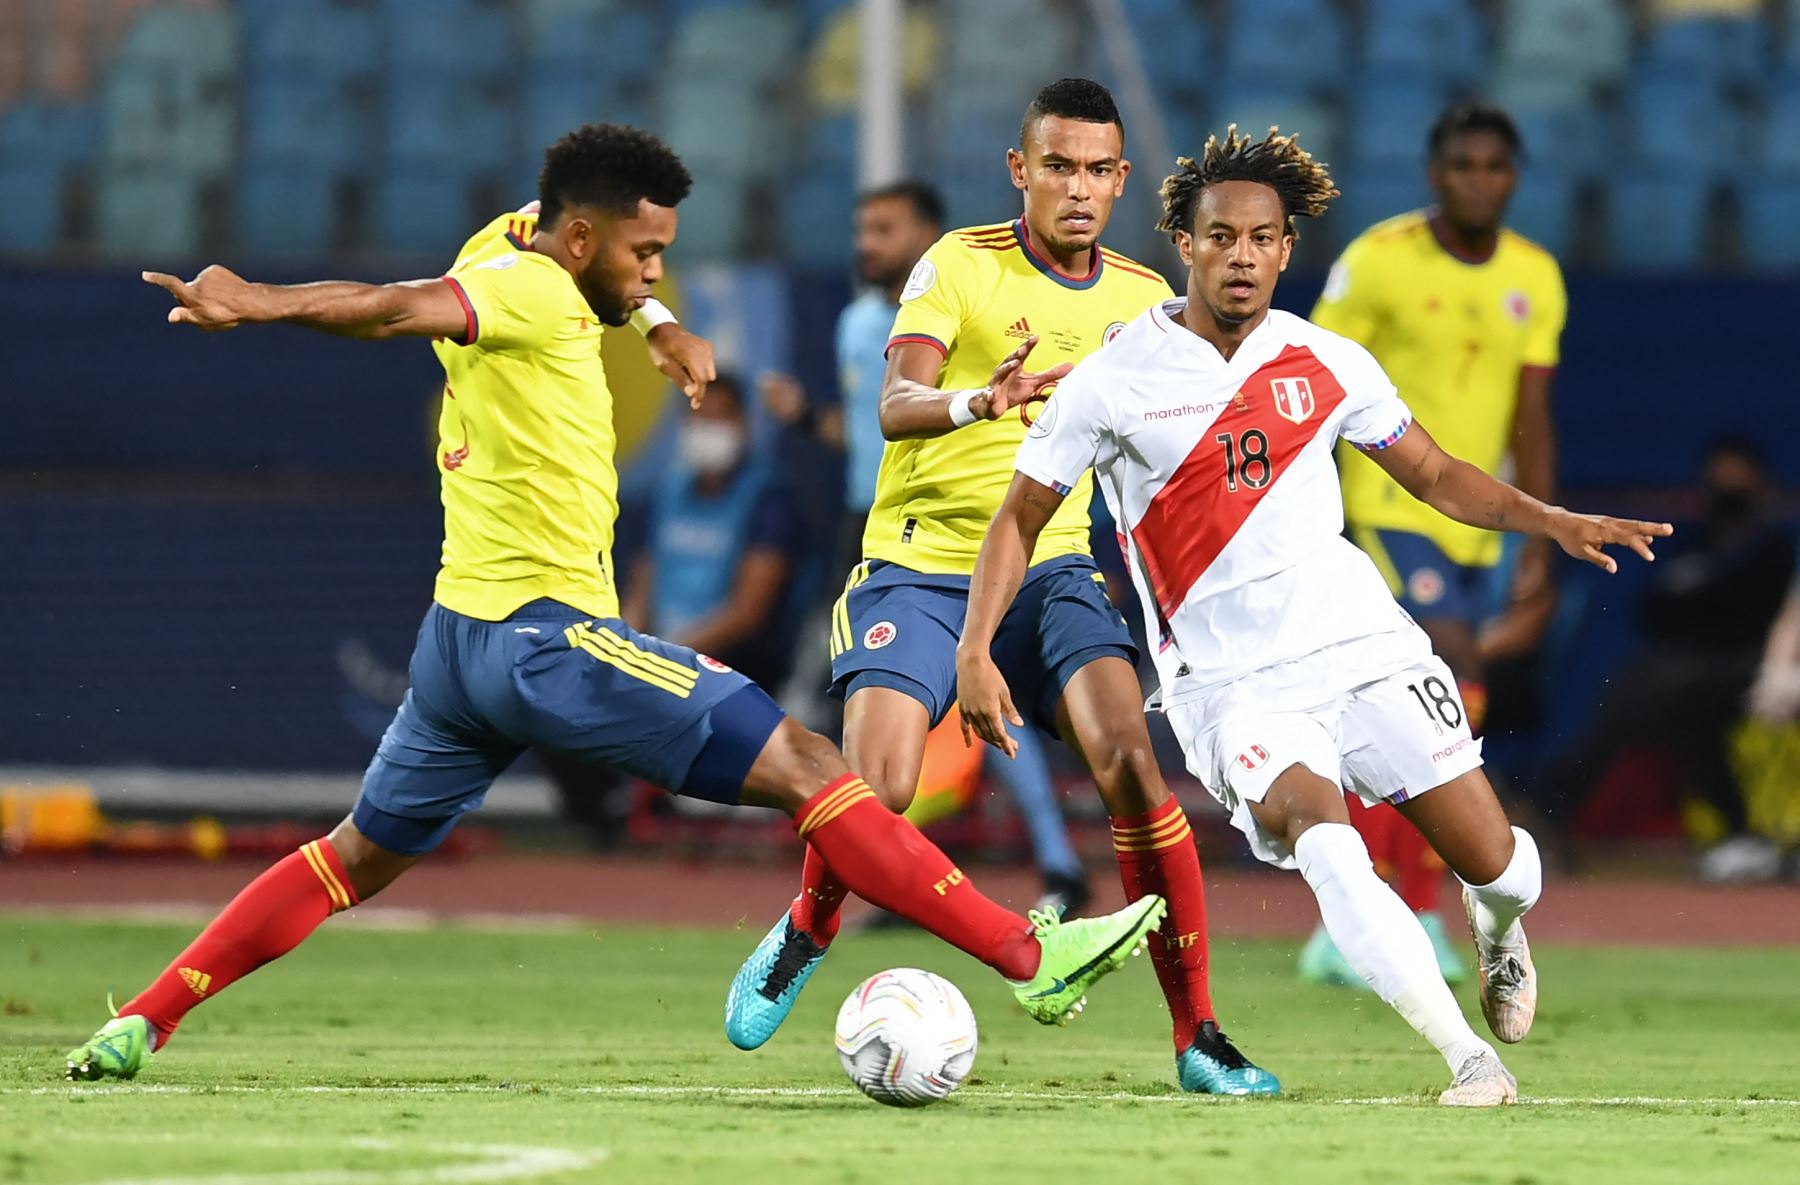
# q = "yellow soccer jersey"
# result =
<box><xmin>1314</xmin><ymin>209</ymin><xmax>1567</xmax><ymax>567</ymax></box>
<box><xmin>872</xmin><ymin>219</ymin><xmax>1174</xmax><ymax>573</ymax></box>
<box><xmin>431</xmin><ymin>210</ymin><xmax>621</xmax><ymax>621</ymax></box>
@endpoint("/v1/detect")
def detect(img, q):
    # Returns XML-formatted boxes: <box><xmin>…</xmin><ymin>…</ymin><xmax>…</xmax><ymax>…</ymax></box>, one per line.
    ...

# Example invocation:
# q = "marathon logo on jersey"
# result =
<box><xmin>1270</xmin><ymin>376</ymin><xmax>1316</xmax><ymax>424</ymax></box>
<box><xmin>1103</xmin><ymin>320</ymin><xmax>1127</xmax><ymax>345</ymax></box>
<box><xmin>1236</xmin><ymin>744</ymin><xmax>1270</xmax><ymax>771</ymax></box>
<box><xmin>1431</xmin><ymin>738</ymin><xmax>1475</xmax><ymax>763</ymax></box>
<box><xmin>863</xmin><ymin>621</ymin><xmax>898</xmax><ymax>650</ymax></box>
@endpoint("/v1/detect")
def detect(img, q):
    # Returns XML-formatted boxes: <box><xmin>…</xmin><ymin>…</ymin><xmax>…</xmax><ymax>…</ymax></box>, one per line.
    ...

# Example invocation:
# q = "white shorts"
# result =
<box><xmin>1165</xmin><ymin>633</ymin><xmax>1483</xmax><ymax>869</ymax></box>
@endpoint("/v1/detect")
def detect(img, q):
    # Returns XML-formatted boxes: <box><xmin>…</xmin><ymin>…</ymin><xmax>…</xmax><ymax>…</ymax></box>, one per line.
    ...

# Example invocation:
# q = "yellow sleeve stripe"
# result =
<box><xmin>300</xmin><ymin>840</ymin><xmax>353</xmax><ymax>912</ymax></box>
<box><xmin>797</xmin><ymin>779</ymin><xmax>877</xmax><ymax>837</ymax></box>
<box><xmin>564</xmin><ymin>624</ymin><xmax>698</xmax><ymax>697</ymax></box>
<box><xmin>1111</xmin><ymin>816</ymin><xmax>1193</xmax><ymax>852</ymax></box>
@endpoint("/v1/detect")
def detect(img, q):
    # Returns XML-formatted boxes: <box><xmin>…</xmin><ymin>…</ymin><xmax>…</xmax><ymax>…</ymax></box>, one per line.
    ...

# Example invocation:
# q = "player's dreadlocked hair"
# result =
<box><xmin>537</xmin><ymin>123</ymin><xmax>692</xmax><ymax>226</ymax></box>
<box><xmin>1020</xmin><ymin>77</ymin><xmax>1123</xmax><ymax>146</ymax></box>
<box><xmin>1156</xmin><ymin>125</ymin><xmax>1338</xmax><ymax>243</ymax></box>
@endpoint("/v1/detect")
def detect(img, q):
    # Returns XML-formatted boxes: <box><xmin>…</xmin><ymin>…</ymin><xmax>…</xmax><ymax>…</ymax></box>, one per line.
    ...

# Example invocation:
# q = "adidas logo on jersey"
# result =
<box><xmin>1005</xmin><ymin>316</ymin><xmax>1032</xmax><ymax>339</ymax></box>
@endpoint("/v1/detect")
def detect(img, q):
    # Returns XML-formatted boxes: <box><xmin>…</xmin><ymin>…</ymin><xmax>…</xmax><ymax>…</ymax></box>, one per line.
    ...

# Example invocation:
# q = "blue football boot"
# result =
<box><xmin>724</xmin><ymin>913</ymin><xmax>828</xmax><ymax>1050</ymax></box>
<box><xmin>1176</xmin><ymin>1020</ymin><xmax>1282</xmax><ymax>1095</ymax></box>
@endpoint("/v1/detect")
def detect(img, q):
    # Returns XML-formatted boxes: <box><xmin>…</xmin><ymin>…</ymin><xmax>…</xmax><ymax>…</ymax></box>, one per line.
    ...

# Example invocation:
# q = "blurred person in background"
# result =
<box><xmin>1748</xmin><ymin>558</ymin><xmax>1800</xmax><ymax>878</ymax></box>
<box><xmin>1305</xmin><ymin>103</ymin><xmax>1566</xmax><ymax>987</ymax></box>
<box><xmin>1536</xmin><ymin>439</ymin><xmax>1795</xmax><ymax>882</ymax></box>
<box><xmin>764</xmin><ymin>180</ymin><xmax>1093</xmax><ymax>919</ymax></box>
<box><xmin>622</xmin><ymin>374</ymin><xmax>804</xmax><ymax>692</ymax></box>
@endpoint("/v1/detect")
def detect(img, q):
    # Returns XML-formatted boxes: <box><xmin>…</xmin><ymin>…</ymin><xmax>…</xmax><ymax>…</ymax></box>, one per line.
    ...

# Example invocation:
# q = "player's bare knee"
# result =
<box><xmin>744</xmin><ymin>719</ymin><xmax>854</xmax><ymax>814</ymax></box>
<box><xmin>1252</xmin><ymin>763</ymin><xmax>1351</xmax><ymax>852</ymax></box>
<box><xmin>1084</xmin><ymin>731</ymin><xmax>1167</xmax><ymax>816</ymax></box>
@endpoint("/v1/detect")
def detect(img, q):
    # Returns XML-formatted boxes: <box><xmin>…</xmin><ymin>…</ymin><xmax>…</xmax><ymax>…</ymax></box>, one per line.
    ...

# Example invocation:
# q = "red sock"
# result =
<box><xmin>1392</xmin><ymin>822</ymin><xmax>1447</xmax><ymax>914</ymax></box>
<box><xmin>120</xmin><ymin>839</ymin><xmax>357</xmax><ymax>1043</ymax></box>
<box><xmin>790</xmin><ymin>845</ymin><xmax>850</xmax><ymax>945</ymax></box>
<box><xmin>795</xmin><ymin>774</ymin><xmax>1039</xmax><ymax>981</ymax></box>
<box><xmin>1112</xmin><ymin>799</ymin><xmax>1214</xmax><ymax>1050</ymax></box>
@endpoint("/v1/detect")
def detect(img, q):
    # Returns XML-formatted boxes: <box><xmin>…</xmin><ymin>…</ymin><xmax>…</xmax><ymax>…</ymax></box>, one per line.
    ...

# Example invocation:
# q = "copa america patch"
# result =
<box><xmin>1026</xmin><ymin>394</ymin><xmax>1059</xmax><ymax>438</ymax></box>
<box><xmin>899</xmin><ymin>259</ymin><xmax>937</xmax><ymax>302</ymax></box>
<box><xmin>863</xmin><ymin>621</ymin><xmax>898</xmax><ymax>649</ymax></box>
<box><xmin>696</xmin><ymin>654</ymin><xmax>732</xmax><ymax>673</ymax></box>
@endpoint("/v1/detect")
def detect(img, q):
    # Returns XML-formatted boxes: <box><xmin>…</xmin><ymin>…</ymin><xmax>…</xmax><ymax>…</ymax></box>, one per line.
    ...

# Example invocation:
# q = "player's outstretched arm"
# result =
<box><xmin>144</xmin><ymin>266</ymin><xmax>470</xmax><ymax>339</ymax></box>
<box><xmin>956</xmin><ymin>474</ymin><xmax>1066</xmax><ymax>756</ymax></box>
<box><xmin>1371</xmin><ymin>420</ymin><xmax>1672</xmax><ymax>574</ymax></box>
<box><xmin>877</xmin><ymin>336</ymin><xmax>1072</xmax><ymax>440</ymax></box>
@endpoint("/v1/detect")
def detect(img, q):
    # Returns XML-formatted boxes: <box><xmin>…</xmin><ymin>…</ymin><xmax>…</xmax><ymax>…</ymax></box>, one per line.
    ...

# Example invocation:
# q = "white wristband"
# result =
<box><xmin>948</xmin><ymin>387</ymin><xmax>986</xmax><ymax>428</ymax></box>
<box><xmin>630</xmin><ymin>298</ymin><xmax>677</xmax><ymax>335</ymax></box>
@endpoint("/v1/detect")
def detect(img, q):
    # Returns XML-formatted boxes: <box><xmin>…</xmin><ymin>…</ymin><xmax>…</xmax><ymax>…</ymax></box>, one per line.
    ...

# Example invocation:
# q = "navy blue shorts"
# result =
<box><xmin>1352</xmin><ymin>527</ymin><xmax>1491</xmax><ymax>626</ymax></box>
<box><xmin>353</xmin><ymin>600</ymin><xmax>782</xmax><ymax>854</ymax></box>
<box><xmin>826</xmin><ymin>555</ymin><xmax>1136</xmax><ymax>732</ymax></box>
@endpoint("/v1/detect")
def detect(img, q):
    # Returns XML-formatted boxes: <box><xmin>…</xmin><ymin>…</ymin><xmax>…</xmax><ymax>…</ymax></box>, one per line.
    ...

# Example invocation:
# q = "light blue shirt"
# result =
<box><xmin>835</xmin><ymin>289</ymin><xmax>898</xmax><ymax>513</ymax></box>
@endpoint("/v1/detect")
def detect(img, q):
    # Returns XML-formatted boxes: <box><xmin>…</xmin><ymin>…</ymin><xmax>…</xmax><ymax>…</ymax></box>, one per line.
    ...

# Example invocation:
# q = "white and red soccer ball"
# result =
<box><xmin>835</xmin><ymin>968</ymin><xmax>978</xmax><ymax>1107</ymax></box>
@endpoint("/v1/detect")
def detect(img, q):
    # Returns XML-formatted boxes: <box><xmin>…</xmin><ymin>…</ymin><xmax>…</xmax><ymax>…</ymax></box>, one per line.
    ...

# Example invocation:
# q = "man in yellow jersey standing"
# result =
<box><xmin>64</xmin><ymin>125</ymin><xmax>1172</xmax><ymax>1082</ymax></box>
<box><xmin>725</xmin><ymin>80</ymin><xmax>1277</xmax><ymax>1095</ymax></box>
<box><xmin>1302</xmin><ymin>104</ymin><xmax>1567</xmax><ymax>987</ymax></box>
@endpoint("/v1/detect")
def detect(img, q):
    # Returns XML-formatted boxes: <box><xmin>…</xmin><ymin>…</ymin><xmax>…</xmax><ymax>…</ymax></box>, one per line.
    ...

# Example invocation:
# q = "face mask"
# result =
<box><xmin>1704</xmin><ymin>486</ymin><xmax>1755</xmax><ymax>525</ymax></box>
<box><xmin>679</xmin><ymin>421</ymin><xmax>745</xmax><ymax>477</ymax></box>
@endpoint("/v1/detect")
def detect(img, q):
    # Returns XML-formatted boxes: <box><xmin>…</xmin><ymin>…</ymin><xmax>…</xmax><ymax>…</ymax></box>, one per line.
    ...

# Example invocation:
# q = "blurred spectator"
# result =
<box><xmin>1536</xmin><ymin>439</ymin><xmax>1797</xmax><ymax>880</ymax></box>
<box><xmin>622</xmin><ymin>374</ymin><xmax>804</xmax><ymax>691</ymax></box>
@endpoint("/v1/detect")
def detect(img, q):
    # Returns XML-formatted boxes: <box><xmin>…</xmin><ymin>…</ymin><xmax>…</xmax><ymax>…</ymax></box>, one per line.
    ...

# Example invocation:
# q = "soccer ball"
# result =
<box><xmin>834</xmin><ymin>968</ymin><xmax>979</xmax><ymax>1107</ymax></box>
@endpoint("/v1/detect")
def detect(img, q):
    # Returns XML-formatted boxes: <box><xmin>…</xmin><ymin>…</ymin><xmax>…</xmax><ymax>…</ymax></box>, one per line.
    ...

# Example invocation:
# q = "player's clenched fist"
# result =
<box><xmin>955</xmin><ymin>648</ymin><xmax>1023</xmax><ymax>757</ymax></box>
<box><xmin>143</xmin><ymin>265</ymin><xmax>259</xmax><ymax>331</ymax></box>
<box><xmin>1545</xmin><ymin>510</ymin><xmax>1673</xmax><ymax>574</ymax></box>
<box><xmin>981</xmin><ymin>334</ymin><xmax>1073</xmax><ymax>420</ymax></box>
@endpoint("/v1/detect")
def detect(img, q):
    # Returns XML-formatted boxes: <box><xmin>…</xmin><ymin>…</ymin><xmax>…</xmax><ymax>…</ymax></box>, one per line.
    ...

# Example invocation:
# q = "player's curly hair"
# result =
<box><xmin>1156</xmin><ymin>125</ymin><xmax>1338</xmax><ymax>243</ymax></box>
<box><xmin>537</xmin><ymin>123</ymin><xmax>692</xmax><ymax>226</ymax></box>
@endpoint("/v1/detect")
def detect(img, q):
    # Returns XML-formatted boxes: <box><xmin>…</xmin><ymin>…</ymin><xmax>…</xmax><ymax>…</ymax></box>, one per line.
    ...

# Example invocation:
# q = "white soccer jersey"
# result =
<box><xmin>1016</xmin><ymin>300</ymin><xmax>1418</xmax><ymax>707</ymax></box>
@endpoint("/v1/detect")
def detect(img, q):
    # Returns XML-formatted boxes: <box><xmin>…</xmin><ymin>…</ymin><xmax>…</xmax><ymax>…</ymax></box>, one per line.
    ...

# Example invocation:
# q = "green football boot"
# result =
<box><xmin>1012</xmin><ymin>895</ymin><xmax>1166</xmax><ymax>1025</ymax></box>
<box><xmin>66</xmin><ymin>1012</ymin><xmax>153</xmax><ymax>1081</ymax></box>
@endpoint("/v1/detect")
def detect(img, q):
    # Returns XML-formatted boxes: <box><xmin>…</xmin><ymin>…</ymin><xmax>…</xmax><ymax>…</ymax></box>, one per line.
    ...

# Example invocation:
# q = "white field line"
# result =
<box><xmin>97</xmin><ymin>1137</ymin><xmax>605</xmax><ymax>1185</ymax></box>
<box><xmin>10</xmin><ymin>1082</ymin><xmax>1798</xmax><ymax>1107</ymax></box>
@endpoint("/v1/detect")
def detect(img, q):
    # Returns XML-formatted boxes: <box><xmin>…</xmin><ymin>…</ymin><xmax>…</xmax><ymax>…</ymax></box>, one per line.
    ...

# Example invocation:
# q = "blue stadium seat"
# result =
<box><xmin>96</xmin><ymin>165</ymin><xmax>201</xmax><ymax>259</ymax></box>
<box><xmin>116</xmin><ymin>2</ymin><xmax>236</xmax><ymax>83</ymax></box>
<box><xmin>1758</xmin><ymin>84</ymin><xmax>1800</xmax><ymax>175</ymax></box>
<box><xmin>945</xmin><ymin>0</ymin><xmax>1073</xmax><ymax>73</ymax></box>
<box><xmin>1640</xmin><ymin>17</ymin><xmax>1768</xmax><ymax>90</ymax></box>
<box><xmin>1496</xmin><ymin>0</ymin><xmax>1630</xmax><ymax>88</ymax></box>
<box><xmin>664</xmin><ymin>176</ymin><xmax>746</xmax><ymax>261</ymax></box>
<box><xmin>1507</xmin><ymin>106</ymin><xmax>1606</xmax><ymax>184</ymax></box>
<box><xmin>243</xmin><ymin>74</ymin><xmax>370</xmax><ymax>175</ymax></box>
<box><xmin>235</xmin><ymin>162</ymin><xmax>337</xmax><ymax>257</ymax></box>
<box><xmin>798</xmin><ymin>112</ymin><xmax>857</xmax><ymax>171</ymax></box>
<box><xmin>1348</xmin><ymin>78</ymin><xmax>1448</xmax><ymax>167</ymax></box>
<box><xmin>936</xmin><ymin>101</ymin><xmax>1019</xmax><ymax>165</ymax></box>
<box><xmin>384</xmin><ymin>74</ymin><xmax>512</xmax><ymax>176</ymax></box>
<box><xmin>1223</xmin><ymin>0</ymin><xmax>1350</xmax><ymax>93</ymax></box>
<box><xmin>1326</xmin><ymin>166</ymin><xmax>1430</xmax><ymax>250</ymax></box>
<box><xmin>0</xmin><ymin>100</ymin><xmax>99</xmax><ymax>166</ymax></box>
<box><xmin>99</xmin><ymin>62</ymin><xmax>178</xmax><ymax>166</ymax></box>
<box><xmin>384</xmin><ymin>1</ymin><xmax>517</xmax><ymax>85</ymax></box>
<box><xmin>1618</xmin><ymin>78</ymin><xmax>1737</xmax><ymax>181</ymax></box>
<box><xmin>372</xmin><ymin>169</ymin><xmax>476</xmax><ymax>257</ymax></box>
<box><xmin>244</xmin><ymin>0</ymin><xmax>380</xmax><ymax>84</ymax></box>
<box><xmin>781</xmin><ymin>174</ymin><xmax>856</xmax><ymax>267</ymax></box>
<box><xmin>1739</xmin><ymin>179</ymin><xmax>1800</xmax><ymax>270</ymax></box>
<box><xmin>1487</xmin><ymin>63</ymin><xmax>1590</xmax><ymax>115</ymax></box>
<box><xmin>1208</xmin><ymin>89</ymin><xmax>1339</xmax><ymax>169</ymax></box>
<box><xmin>0</xmin><ymin>159</ymin><xmax>62</xmax><ymax>250</ymax></box>
<box><xmin>1602</xmin><ymin>175</ymin><xmax>1710</xmax><ymax>270</ymax></box>
<box><xmin>521</xmin><ymin>67</ymin><xmax>625</xmax><ymax>151</ymax></box>
<box><xmin>670</xmin><ymin>3</ymin><xmax>801</xmax><ymax>85</ymax></box>
<box><xmin>1361</xmin><ymin>0</ymin><xmax>1486</xmax><ymax>89</ymax></box>
<box><xmin>662</xmin><ymin>78</ymin><xmax>780</xmax><ymax>180</ymax></box>
<box><xmin>1128</xmin><ymin>3</ymin><xmax>1210</xmax><ymax>108</ymax></box>
<box><xmin>1504</xmin><ymin>168</ymin><xmax>1575</xmax><ymax>261</ymax></box>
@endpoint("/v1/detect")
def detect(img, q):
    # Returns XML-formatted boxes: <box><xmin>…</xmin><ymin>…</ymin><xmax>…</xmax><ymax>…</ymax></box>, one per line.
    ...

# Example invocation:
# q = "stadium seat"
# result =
<box><xmin>1496</xmin><ymin>0</ymin><xmax>1631</xmax><ymax>88</ymax></box>
<box><xmin>798</xmin><ymin>112</ymin><xmax>857</xmax><ymax>172</ymax></box>
<box><xmin>1486</xmin><ymin>63</ymin><xmax>1591</xmax><ymax>115</ymax></box>
<box><xmin>662</xmin><ymin>78</ymin><xmax>780</xmax><ymax>181</ymax></box>
<box><xmin>0</xmin><ymin>158</ymin><xmax>63</xmax><ymax>250</ymax></box>
<box><xmin>1327</xmin><ymin>166</ymin><xmax>1431</xmax><ymax>251</ymax></box>
<box><xmin>243</xmin><ymin>74</ymin><xmax>370</xmax><ymax>176</ymax></box>
<box><xmin>384</xmin><ymin>73</ymin><xmax>512</xmax><ymax>176</ymax></box>
<box><xmin>235</xmin><ymin>162</ymin><xmax>337</xmax><ymax>257</ymax></box>
<box><xmin>372</xmin><ymin>169</ymin><xmax>476</xmax><ymax>257</ymax></box>
<box><xmin>115</xmin><ymin>2</ymin><xmax>236</xmax><ymax>84</ymax></box>
<box><xmin>1348</xmin><ymin>78</ymin><xmax>1449</xmax><ymax>167</ymax></box>
<box><xmin>781</xmin><ymin>174</ymin><xmax>856</xmax><ymax>267</ymax></box>
<box><xmin>670</xmin><ymin>3</ymin><xmax>801</xmax><ymax>86</ymax></box>
<box><xmin>1602</xmin><ymin>175</ymin><xmax>1711</xmax><ymax>270</ymax></box>
<box><xmin>243</xmin><ymin>0</ymin><xmax>380</xmax><ymax>84</ymax></box>
<box><xmin>664</xmin><ymin>176</ymin><xmax>747</xmax><ymax>261</ymax></box>
<box><xmin>96</xmin><ymin>164</ymin><xmax>201</xmax><ymax>259</ymax></box>
<box><xmin>1504</xmin><ymin>168</ymin><xmax>1576</xmax><ymax>261</ymax></box>
<box><xmin>1128</xmin><ymin>3</ymin><xmax>1211</xmax><ymax>109</ymax></box>
<box><xmin>1505</xmin><ymin>106</ymin><xmax>1606</xmax><ymax>184</ymax></box>
<box><xmin>1739</xmin><ymin>179</ymin><xmax>1800</xmax><ymax>270</ymax></box>
<box><xmin>1618</xmin><ymin>78</ymin><xmax>1738</xmax><ymax>181</ymax></box>
<box><xmin>1759</xmin><ymin>85</ymin><xmax>1800</xmax><ymax>175</ymax></box>
<box><xmin>1640</xmin><ymin>16</ymin><xmax>1768</xmax><ymax>90</ymax></box>
<box><xmin>521</xmin><ymin>67</ymin><xmax>634</xmax><ymax>152</ymax></box>
<box><xmin>1208</xmin><ymin>89</ymin><xmax>1339</xmax><ymax>168</ymax></box>
<box><xmin>0</xmin><ymin>100</ymin><xmax>100</xmax><ymax>167</ymax></box>
<box><xmin>1223</xmin><ymin>0</ymin><xmax>1350</xmax><ymax>93</ymax></box>
<box><xmin>98</xmin><ymin>62</ymin><xmax>176</xmax><ymax>166</ymax></box>
<box><xmin>1360</xmin><ymin>0</ymin><xmax>1487</xmax><ymax>89</ymax></box>
<box><xmin>383</xmin><ymin>1</ymin><xmax>517</xmax><ymax>85</ymax></box>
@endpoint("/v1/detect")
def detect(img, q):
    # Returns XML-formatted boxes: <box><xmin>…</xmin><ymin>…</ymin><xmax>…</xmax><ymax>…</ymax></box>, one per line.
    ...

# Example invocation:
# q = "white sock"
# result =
<box><xmin>1296</xmin><ymin>823</ymin><xmax>1492</xmax><ymax>1073</ymax></box>
<box><xmin>1460</xmin><ymin>826</ymin><xmax>1541</xmax><ymax>950</ymax></box>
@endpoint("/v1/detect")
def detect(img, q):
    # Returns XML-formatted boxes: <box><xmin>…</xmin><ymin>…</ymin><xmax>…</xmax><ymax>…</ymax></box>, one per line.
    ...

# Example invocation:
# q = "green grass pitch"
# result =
<box><xmin>4</xmin><ymin>913</ymin><xmax>1797</xmax><ymax>1184</ymax></box>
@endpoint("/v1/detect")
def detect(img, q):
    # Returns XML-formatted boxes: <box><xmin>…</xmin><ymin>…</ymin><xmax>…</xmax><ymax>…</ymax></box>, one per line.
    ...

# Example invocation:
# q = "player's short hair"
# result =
<box><xmin>1020</xmin><ymin>78</ymin><xmax>1123</xmax><ymax>147</ymax></box>
<box><xmin>1427</xmin><ymin>103</ymin><xmax>1523</xmax><ymax>162</ymax></box>
<box><xmin>1157</xmin><ymin>125</ymin><xmax>1338</xmax><ymax>243</ymax></box>
<box><xmin>537</xmin><ymin>123</ymin><xmax>692</xmax><ymax>226</ymax></box>
<box><xmin>858</xmin><ymin>180</ymin><xmax>946</xmax><ymax>230</ymax></box>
